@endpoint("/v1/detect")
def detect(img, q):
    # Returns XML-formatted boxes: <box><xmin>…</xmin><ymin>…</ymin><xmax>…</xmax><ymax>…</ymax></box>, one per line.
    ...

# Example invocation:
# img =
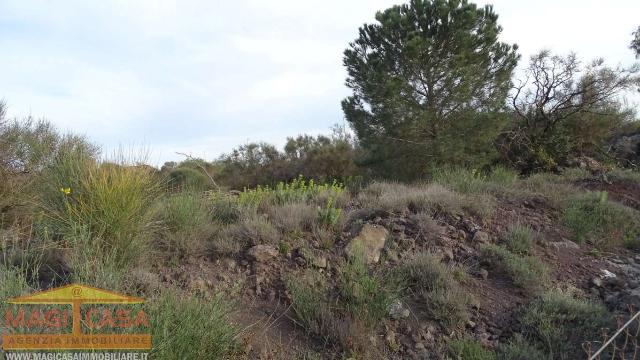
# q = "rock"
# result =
<box><xmin>414</xmin><ymin>342</ymin><xmax>425</xmax><ymax>350</ymax></box>
<box><xmin>345</xmin><ymin>224</ymin><xmax>389</xmax><ymax>264</ymax></box>
<box><xmin>389</xmin><ymin>300</ymin><xmax>410</xmax><ymax>320</ymax></box>
<box><xmin>549</xmin><ymin>240</ymin><xmax>580</xmax><ymax>250</ymax></box>
<box><xmin>592</xmin><ymin>277</ymin><xmax>604</xmax><ymax>287</ymax></box>
<box><xmin>467</xmin><ymin>320</ymin><xmax>477</xmax><ymax>329</ymax></box>
<box><xmin>294</xmin><ymin>256</ymin><xmax>306</xmax><ymax>266</ymax></box>
<box><xmin>247</xmin><ymin>245</ymin><xmax>279</xmax><ymax>262</ymax></box>
<box><xmin>479</xmin><ymin>268</ymin><xmax>489</xmax><ymax>280</ymax></box>
<box><xmin>472</xmin><ymin>231</ymin><xmax>490</xmax><ymax>244</ymax></box>
<box><xmin>312</xmin><ymin>255</ymin><xmax>328</xmax><ymax>269</ymax></box>
<box><xmin>222</xmin><ymin>258</ymin><xmax>237</xmax><ymax>270</ymax></box>
<box><xmin>385</xmin><ymin>330</ymin><xmax>398</xmax><ymax>351</ymax></box>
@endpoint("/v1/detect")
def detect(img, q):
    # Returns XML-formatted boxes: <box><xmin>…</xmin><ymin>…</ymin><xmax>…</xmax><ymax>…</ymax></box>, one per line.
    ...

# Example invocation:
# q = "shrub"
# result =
<box><xmin>563</xmin><ymin>191</ymin><xmax>640</xmax><ymax>248</ymax></box>
<box><xmin>409</xmin><ymin>212</ymin><xmax>443</xmax><ymax>242</ymax></box>
<box><xmin>519</xmin><ymin>291</ymin><xmax>613</xmax><ymax>358</ymax></box>
<box><xmin>316</xmin><ymin>196</ymin><xmax>343</xmax><ymax>231</ymax></box>
<box><xmin>0</xmin><ymin>265</ymin><xmax>33</xmax><ymax>301</ymax></box>
<box><xmin>36</xmin><ymin>149</ymin><xmax>160</xmax><ymax>267</ymax></box>
<box><xmin>339</xmin><ymin>248</ymin><xmax>402</xmax><ymax>328</ymax></box>
<box><xmin>397</xmin><ymin>253</ymin><xmax>471</xmax><ymax>329</ymax></box>
<box><xmin>480</xmin><ymin>244</ymin><xmax>549</xmax><ymax>294</ymax></box>
<box><xmin>160</xmin><ymin>193</ymin><xmax>210</xmax><ymax>232</ymax></box>
<box><xmin>166</xmin><ymin>166</ymin><xmax>212</xmax><ymax>192</ymax></box>
<box><xmin>487</xmin><ymin>166</ymin><xmax>519</xmax><ymax>185</ymax></box>
<box><xmin>234</xmin><ymin>176</ymin><xmax>345</xmax><ymax>209</ymax></box>
<box><xmin>212</xmin><ymin>215</ymin><xmax>278</xmax><ymax>255</ymax></box>
<box><xmin>359</xmin><ymin>181</ymin><xmax>495</xmax><ymax>218</ymax></box>
<box><xmin>399</xmin><ymin>253</ymin><xmax>453</xmax><ymax>292</ymax></box>
<box><xmin>267</xmin><ymin>202</ymin><xmax>316</xmax><ymax>234</ymax></box>
<box><xmin>150</xmin><ymin>291</ymin><xmax>239</xmax><ymax>359</ymax></box>
<box><xmin>285</xmin><ymin>270</ymin><xmax>342</xmax><ymax>343</ymax></box>
<box><xmin>432</xmin><ymin>167</ymin><xmax>488</xmax><ymax>194</ymax></box>
<box><xmin>497</xmin><ymin>335</ymin><xmax>546</xmax><ymax>360</ymax></box>
<box><xmin>503</xmin><ymin>224</ymin><xmax>537</xmax><ymax>255</ymax></box>
<box><xmin>448</xmin><ymin>338</ymin><xmax>497</xmax><ymax>360</ymax></box>
<box><xmin>211</xmin><ymin>196</ymin><xmax>243</xmax><ymax>225</ymax></box>
<box><xmin>155</xmin><ymin>193</ymin><xmax>217</xmax><ymax>257</ymax></box>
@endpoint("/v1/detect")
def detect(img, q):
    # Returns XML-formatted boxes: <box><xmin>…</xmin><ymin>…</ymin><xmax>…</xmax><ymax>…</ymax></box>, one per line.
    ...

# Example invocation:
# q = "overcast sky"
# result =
<box><xmin>1</xmin><ymin>0</ymin><xmax>638</xmax><ymax>164</ymax></box>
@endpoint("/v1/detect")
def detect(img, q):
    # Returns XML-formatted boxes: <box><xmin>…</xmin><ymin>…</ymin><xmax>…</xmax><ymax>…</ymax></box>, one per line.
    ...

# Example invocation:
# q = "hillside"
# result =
<box><xmin>4</xmin><ymin>163</ymin><xmax>639</xmax><ymax>359</ymax></box>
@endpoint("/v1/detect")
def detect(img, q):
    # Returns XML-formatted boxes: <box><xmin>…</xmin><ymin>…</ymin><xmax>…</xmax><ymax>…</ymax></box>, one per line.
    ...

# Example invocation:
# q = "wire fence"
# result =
<box><xmin>585</xmin><ymin>306</ymin><xmax>640</xmax><ymax>360</ymax></box>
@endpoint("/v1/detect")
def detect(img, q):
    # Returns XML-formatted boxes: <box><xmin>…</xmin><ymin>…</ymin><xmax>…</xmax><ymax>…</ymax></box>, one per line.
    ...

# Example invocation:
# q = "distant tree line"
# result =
<box><xmin>162</xmin><ymin>1</ymin><xmax>640</xmax><ymax>190</ymax></box>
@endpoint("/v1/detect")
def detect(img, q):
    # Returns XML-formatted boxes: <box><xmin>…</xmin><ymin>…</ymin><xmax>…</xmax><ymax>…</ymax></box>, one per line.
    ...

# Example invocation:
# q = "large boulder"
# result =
<box><xmin>345</xmin><ymin>224</ymin><xmax>389</xmax><ymax>264</ymax></box>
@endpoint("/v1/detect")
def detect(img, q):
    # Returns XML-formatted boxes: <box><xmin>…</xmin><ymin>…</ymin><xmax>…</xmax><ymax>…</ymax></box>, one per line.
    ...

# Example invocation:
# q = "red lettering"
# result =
<box><xmin>5</xmin><ymin>308</ymin><xmax>25</xmax><ymax>328</ymax></box>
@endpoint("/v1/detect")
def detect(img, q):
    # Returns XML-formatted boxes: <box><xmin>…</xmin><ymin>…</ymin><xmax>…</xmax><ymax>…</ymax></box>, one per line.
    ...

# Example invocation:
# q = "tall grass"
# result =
<box><xmin>155</xmin><ymin>192</ymin><xmax>217</xmax><ymax>257</ymax></box>
<box><xmin>564</xmin><ymin>191</ymin><xmax>640</xmax><ymax>248</ymax></box>
<box><xmin>36</xmin><ymin>148</ymin><xmax>161</xmax><ymax>266</ymax></box>
<box><xmin>519</xmin><ymin>291</ymin><xmax>613</xmax><ymax>358</ymax></box>
<box><xmin>397</xmin><ymin>253</ymin><xmax>472</xmax><ymax>330</ymax></box>
<box><xmin>480</xmin><ymin>244</ymin><xmax>549</xmax><ymax>294</ymax></box>
<box><xmin>150</xmin><ymin>291</ymin><xmax>239</xmax><ymax>359</ymax></box>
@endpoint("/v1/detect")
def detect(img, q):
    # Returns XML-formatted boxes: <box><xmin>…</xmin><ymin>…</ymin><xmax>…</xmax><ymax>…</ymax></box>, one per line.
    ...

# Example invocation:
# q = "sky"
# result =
<box><xmin>1</xmin><ymin>0</ymin><xmax>639</xmax><ymax>165</ymax></box>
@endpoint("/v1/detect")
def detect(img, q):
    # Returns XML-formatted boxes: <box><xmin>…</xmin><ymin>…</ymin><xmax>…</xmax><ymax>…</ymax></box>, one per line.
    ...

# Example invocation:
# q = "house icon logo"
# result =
<box><xmin>2</xmin><ymin>284</ymin><xmax>151</xmax><ymax>351</ymax></box>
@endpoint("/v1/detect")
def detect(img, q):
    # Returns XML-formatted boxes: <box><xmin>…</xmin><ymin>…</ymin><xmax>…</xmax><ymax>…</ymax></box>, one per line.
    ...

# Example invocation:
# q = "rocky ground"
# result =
<box><xmin>136</xmin><ymin>173</ymin><xmax>640</xmax><ymax>359</ymax></box>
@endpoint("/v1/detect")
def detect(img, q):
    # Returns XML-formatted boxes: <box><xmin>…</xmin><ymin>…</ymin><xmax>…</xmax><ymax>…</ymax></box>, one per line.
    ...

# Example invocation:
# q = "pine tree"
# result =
<box><xmin>342</xmin><ymin>0</ymin><xmax>519</xmax><ymax>179</ymax></box>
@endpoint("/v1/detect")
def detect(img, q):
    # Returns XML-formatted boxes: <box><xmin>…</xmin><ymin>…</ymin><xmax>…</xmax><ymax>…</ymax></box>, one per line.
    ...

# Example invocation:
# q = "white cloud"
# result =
<box><xmin>1</xmin><ymin>0</ymin><xmax>638</xmax><ymax>163</ymax></box>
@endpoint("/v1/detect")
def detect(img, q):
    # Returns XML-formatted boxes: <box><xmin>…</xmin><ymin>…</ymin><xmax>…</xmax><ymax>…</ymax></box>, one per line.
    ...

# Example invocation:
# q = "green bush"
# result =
<box><xmin>154</xmin><ymin>192</ymin><xmax>219</xmax><ymax>258</ymax></box>
<box><xmin>316</xmin><ymin>196</ymin><xmax>343</xmax><ymax>231</ymax></box>
<box><xmin>448</xmin><ymin>338</ymin><xmax>497</xmax><ymax>360</ymax></box>
<box><xmin>150</xmin><ymin>291</ymin><xmax>238</xmax><ymax>359</ymax></box>
<box><xmin>397</xmin><ymin>253</ymin><xmax>471</xmax><ymax>329</ymax></box>
<box><xmin>167</xmin><ymin>166</ymin><xmax>212</xmax><ymax>192</ymax></box>
<box><xmin>481</xmin><ymin>244</ymin><xmax>549</xmax><ymax>294</ymax></box>
<box><xmin>563</xmin><ymin>191</ymin><xmax>640</xmax><ymax>248</ymax></box>
<box><xmin>285</xmin><ymin>270</ymin><xmax>342</xmax><ymax>344</ymax></box>
<box><xmin>487</xmin><ymin>166</ymin><xmax>519</xmax><ymax>185</ymax></box>
<box><xmin>212</xmin><ymin>215</ymin><xmax>278</xmax><ymax>255</ymax></box>
<box><xmin>267</xmin><ymin>202</ymin><xmax>316</xmax><ymax>234</ymax></box>
<box><xmin>497</xmin><ymin>335</ymin><xmax>546</xmax><ymax>360</ymax></box>
<box><xmin>358</xmin><ymin>181</ymin><xmax>495</xmax><ymax>218</ymax></box>
<box><xmin>503</xmin><ymin>224</ymin><xmax>537</xmax><ymax>255</ymax></box>
<box><xmin>35</xmin><ymin>148</ymin><xmax>161</xmax><ymax>267</ymax></box>
<box><xmin>432</xmin><ymin>167</ymin><xmax>489</xmax><ymax>194</ymax></box>
<box><xmin>339</xmin><ymin>248</ymin><xmax>402</xmax><ymax>328</ymax></box>
<box><xmin>159</xmin><ymin>192</ymin><xmax>211</xmax><ymax>232</ymax></box>
<box><xmin>519</xmin><ymin>291</ymin><xmax>613</xmax><ymax>358</ymax></box>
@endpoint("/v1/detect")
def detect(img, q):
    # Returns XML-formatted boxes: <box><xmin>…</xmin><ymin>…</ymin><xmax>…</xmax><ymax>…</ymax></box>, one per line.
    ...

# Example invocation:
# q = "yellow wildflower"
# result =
<box><xmin>60</xmin><ymin>187</ymin><xmax>71</xmax><ymax>195</ymax></box>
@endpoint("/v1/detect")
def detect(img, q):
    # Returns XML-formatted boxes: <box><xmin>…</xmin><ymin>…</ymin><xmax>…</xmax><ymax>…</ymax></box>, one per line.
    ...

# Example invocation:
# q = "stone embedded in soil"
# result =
<box><xmin>312</xmin><ymin>255</ymin><xmax>327</xmax><ymax>268</ymax></box>
<box><xmin>247</xmin><ymin>245</ymin><xmax>279</xmax><ymax>262</ymax></box>
<box><xmin>389</xmin><ymin>300</ymin><xmax>410</xmax><ymax>319</ymax></box>
<box><xmin>549</xmin><ymin>239</ymin><xmax>580</xmax><ymax>250</ymax></box>
<box><xmin>345</xmin><ymin>224</ymin><xmax>389</xmax><ymax>264</ymax></box>
<box><xmin>472</xmin><ymin>231</ymin><xmax>490</xmax><ymax>244</ymax></box>
<box><xmin>478</xmin><ymin>268</ymin><xmax>489</xmax><ymax>280</ymax></box>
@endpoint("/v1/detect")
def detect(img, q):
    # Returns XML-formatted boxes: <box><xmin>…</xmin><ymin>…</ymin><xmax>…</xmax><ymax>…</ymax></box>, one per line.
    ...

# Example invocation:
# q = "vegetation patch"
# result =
<box><xmin>397</xmin><ymin>253</ymin><xmax>472</xmax><ymax>330</ymax></box>
<box><xmin>150</xmin><ymin>291</ymin><xmax>239</xmax><ymax>359</ymax></box>
<box><xmin>563</xmin><ymin>191</ymin><xmax>640</xmax><ymax>248</ymax></box>
<box><xmin>480</xmin><ymin>244</ymin><xmax>549</xmax><ymax>294</ymax></box>
<box><xmin>518</xmin><ymin>291</ymin><xmax>613</xmax><ymax>358</ymax></box>
<box><xmin>448</xmin><ymin>338</ymin><xmax>497</xmax><ymax>360</ymax></box>
<box><xmin>502</xmin><ymin>224</ymin><xmax>537</xmax><ymax>255</ymax></box>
